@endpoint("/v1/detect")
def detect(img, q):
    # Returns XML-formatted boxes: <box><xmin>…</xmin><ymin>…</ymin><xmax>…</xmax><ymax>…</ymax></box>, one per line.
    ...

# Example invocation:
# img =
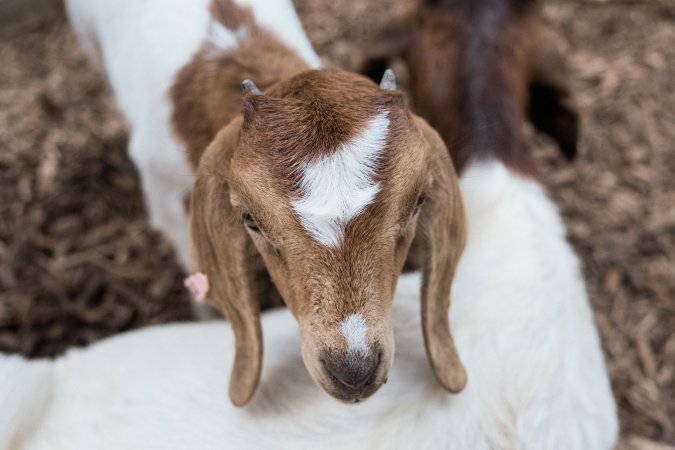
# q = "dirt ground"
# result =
<box><xmin>0</xmin><ymin>0</ymin><xmax>673</xmax><ymax>447</ymax></box>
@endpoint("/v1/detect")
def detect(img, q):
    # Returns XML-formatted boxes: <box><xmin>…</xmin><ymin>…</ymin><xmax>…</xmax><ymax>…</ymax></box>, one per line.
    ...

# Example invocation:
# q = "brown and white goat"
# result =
<box><xmin>66</xmin><ymin>0</ymin><xmax>467</xmax><ymax>406</ymax></box>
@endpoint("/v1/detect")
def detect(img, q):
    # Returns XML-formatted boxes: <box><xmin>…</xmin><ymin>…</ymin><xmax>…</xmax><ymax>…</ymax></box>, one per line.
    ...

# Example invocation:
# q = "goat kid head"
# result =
<box><xmin>189</xmin><ymin>70</ymin><xmax>466</xmax><ymax>406</ymax></box>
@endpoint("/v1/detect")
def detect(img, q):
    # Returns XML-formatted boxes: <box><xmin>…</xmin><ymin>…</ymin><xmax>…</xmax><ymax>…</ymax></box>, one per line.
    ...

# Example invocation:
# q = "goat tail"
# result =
<box><xmin>0</xmin><ymin>354</ymin><xmax>54</xmax><ymax>449</ymax></box>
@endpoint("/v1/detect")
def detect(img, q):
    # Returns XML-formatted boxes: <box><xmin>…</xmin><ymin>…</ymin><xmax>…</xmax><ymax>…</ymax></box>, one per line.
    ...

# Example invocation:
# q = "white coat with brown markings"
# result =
<box><xmin>65</xmin><ymin>0</ymin><xmax>467</xmax><ymax>406</ymax></box>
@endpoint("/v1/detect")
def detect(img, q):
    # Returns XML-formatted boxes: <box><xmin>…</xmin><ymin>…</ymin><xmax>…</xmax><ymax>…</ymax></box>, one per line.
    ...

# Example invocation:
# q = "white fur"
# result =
<box><xmin>65</xmin><ymin>0</ymin><xmax>322</xmax><ymax>267</ymax></box>
<box><xmin>0</xmin><ymin>356</ymin><xmax>52</xmax><ymax>450</ymax></box>
<box><xmin>292</xmin><ymin>112</ymin><xmax>390</xmax><ymax>246</ymax></box>
<box><xmin>340</xmin><ymin>314</ymin><xmax>369</xmax><ymax>355</ymax></box>
<box><xmin>233</xmin><ymin>0</ymin><xmax>321</xmax><ymax>69</ymax></box>
<box><xmin>0</xmin><ymin>162</ymin><xmax>617</xmax><ymax>450</ymax></box>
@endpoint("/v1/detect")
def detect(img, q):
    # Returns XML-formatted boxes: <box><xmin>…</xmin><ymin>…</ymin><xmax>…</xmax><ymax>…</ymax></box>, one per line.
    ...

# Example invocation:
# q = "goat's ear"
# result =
<box><xmin>413</xmin><ymin>116</ymin><xmax>467</xmax><ymax>393</ymax></box>
<box><xmin>358</xmin><ymin>15</ymin><xmax>413</xmax><ymax>84</ymax></box>
<box><xmin>189</xmin><ymin>121</ymin><xmax>263</xmax><ymax>407</ymax></box>
<box><xmin>528</xmin><ymin>29</ymin><xmax>580</xmax><ymax>160</ymax></box>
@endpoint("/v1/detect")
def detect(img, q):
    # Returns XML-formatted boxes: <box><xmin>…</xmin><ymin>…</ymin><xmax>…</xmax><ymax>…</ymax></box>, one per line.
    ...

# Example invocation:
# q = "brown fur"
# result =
<box><xmin>414</xmin><ymin>116</ymin><xmax>467</xmax><ymax>392</ymax></box>
<box><xmin>170</xmin><ymin>0</ymin><xmax>310</xmax><ymax>169</ymax></box>
<box><xmin>360</xmin><ymin>0</ymin><xmax>580</xmax><ymax>176</ymax></box>
<box><xmin>190</xmin><ymin>70</ymin><xmax>467</xmax><ymax>404</ymax></box>
<box><xmin>175</xmin><ymin>1</ymin><xmax>467</xmax><ymax>406</ymax></box>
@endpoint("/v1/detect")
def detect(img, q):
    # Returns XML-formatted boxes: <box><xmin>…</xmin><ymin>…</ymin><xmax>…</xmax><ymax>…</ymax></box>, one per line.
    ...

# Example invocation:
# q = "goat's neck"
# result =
<box><xmin>415</xmin><ymin>4</ymin><xmax>538</xmax><ymax>178</ymax></box>
<box><xmin>459</xmin><ymin>72</ymin><xmax>536</xmax><ymax>178</ymax></box>
<box><xmin>457</xmin><ymin>35</ymin><xmax>537</xmax><ymax>177</ymax></box>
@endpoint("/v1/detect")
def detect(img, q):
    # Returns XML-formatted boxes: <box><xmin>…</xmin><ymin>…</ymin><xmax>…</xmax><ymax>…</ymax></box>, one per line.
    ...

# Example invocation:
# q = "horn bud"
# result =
<box><xmin>379</xmin><ymin>69</ymin><xmax>396</xmax><ymax>91</ymax></box>
<box><xmin>241</xmin><ymin>79</ymin><xmax>261</xmax><ymax>96</ymax></box>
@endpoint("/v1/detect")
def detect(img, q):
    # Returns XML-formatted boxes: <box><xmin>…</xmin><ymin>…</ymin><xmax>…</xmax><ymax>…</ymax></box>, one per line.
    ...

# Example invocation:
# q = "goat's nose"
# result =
<box><xmin>322</xmin><ymin>350</ymin><xmax>382</xmax><ymax>391</ymax></box>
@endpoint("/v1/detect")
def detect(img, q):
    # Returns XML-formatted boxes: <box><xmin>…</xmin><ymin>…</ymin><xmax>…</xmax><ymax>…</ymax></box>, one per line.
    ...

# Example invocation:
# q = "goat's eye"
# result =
<box><xmin>242</xmin><ymin>212</ymin><xmax>260</xmax><ymax>232</ymax></box>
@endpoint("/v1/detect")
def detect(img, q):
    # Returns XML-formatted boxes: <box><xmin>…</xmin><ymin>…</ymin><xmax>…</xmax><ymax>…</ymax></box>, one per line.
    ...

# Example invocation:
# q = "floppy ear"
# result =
<box><xmin>358</xmin><ymin>15</ymin><xmax>413</xmax><ymax>84</ymax></box>
<box><xmin>413</xmin><ymin>116</ymin><xmax>467</xmax><ymax>393</ymax></box>
<box><xmin>189</xmin><ymin>119</ymin><xmax>263</xmax><ymax>407</ymax></box>
<box><xmin>528</xmin><ymin>29</ymin><xmax>580</xmax><ymax>160</ymax></box>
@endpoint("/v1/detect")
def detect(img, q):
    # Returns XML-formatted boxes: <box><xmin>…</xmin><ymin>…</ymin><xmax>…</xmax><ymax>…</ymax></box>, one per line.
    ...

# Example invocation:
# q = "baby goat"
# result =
<box><xmin>65</xmin><ymin>0</ymin><xmax>467</xmax><ymax>406</ymax></box>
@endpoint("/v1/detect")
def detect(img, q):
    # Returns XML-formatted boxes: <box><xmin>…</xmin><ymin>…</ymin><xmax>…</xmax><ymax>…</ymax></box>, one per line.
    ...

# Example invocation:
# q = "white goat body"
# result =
<box><xmin>0</xmin><ymin>162</ymin><xmax>618</xmax><ymax>450</ymax></box>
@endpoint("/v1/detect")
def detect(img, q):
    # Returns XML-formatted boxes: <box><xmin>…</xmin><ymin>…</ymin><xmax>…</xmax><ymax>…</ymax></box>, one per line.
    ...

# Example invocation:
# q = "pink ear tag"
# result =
<box><xmin>184</xmin><ymin>272</ymin><xmax>210</xmax><ymax>303</ymax></box>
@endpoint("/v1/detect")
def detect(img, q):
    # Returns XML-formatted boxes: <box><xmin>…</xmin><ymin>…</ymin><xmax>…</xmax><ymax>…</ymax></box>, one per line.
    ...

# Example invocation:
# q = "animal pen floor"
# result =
<box><xmin>0</xmin><ymin>0</ymin><xmax>673</xmax><ymax>448</ymax></box>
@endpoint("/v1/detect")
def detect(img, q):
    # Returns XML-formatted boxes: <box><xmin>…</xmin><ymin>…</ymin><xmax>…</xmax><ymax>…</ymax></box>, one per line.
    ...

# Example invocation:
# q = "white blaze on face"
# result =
<box><xmin>339</xmin><ymin>313</ymin><xmax>369</xmax><ymax>355</ymax></box>
<box><xmin>292</xmin><ymin>112</ymin><xmax>390</xmax><ymax>246</ymax></box>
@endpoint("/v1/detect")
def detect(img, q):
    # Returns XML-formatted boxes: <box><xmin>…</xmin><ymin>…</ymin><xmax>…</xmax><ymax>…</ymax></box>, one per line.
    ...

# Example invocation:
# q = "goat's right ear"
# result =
<box><xmin>528</xmin><ymin>28</ymin><xmax>580</xmax><ymax>160</ymax></box>
<box><xmin>189</xmin><ymin>121</ymin><xmax>263</xmax><ymax>407</ymax></box>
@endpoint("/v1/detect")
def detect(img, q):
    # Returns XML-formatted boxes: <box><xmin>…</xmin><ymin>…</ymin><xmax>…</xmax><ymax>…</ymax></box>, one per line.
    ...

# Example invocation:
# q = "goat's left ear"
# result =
<box><xmin>413</xmin><ymin>116</ymin><xmax>467</xmax><ymax>393</ymax></box>
<box><xmin>528</xmin><ymin>29</ymin><xmax>580</xmax><ymax>160</ymax></box>
<box><xmin>189</xmin><ymin>119</ymin><xmax>263</xmax><ymax>407</ymax></box>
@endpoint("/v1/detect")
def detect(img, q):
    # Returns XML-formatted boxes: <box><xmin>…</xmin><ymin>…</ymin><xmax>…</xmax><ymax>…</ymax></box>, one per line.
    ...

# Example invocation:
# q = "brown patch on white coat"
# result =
<box><xmin>171</xmin><ymin>0</ymin><xmax>466</xmax><ymax>407</ymax></box>
<box><xmin>172</xmin><ymin>0</ymin><xmax>310</xmax><ymax>169</ymax></box>
<box><xmin>359</xmin><ymin>0</ymin><xmax>580</xmax><ymax>177</ymax></box>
